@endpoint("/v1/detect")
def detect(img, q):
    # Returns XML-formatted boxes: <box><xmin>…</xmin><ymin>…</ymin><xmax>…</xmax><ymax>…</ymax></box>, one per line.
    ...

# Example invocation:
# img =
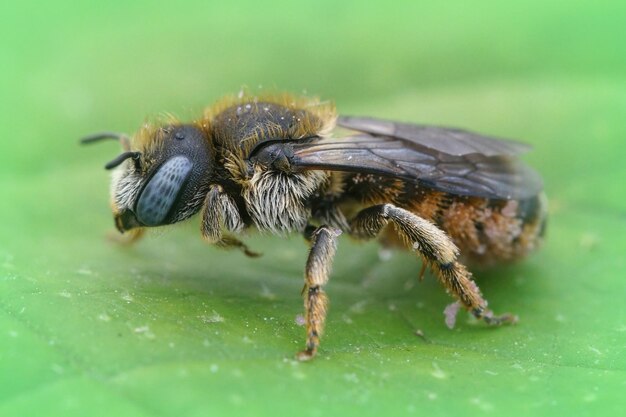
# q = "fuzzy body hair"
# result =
<box><xmin>243</xmin><ymin>168</ymin><xmax>327</xmax><ymax>234</ymax></box>
<box><xmin>202</xmin><ymin>185</ymin><xmax>245</xmax><ymax>243</ymax></box>
<box><xmin>110</xmin><ymin>161</ymin><xmax>144</xmax><ymax>215</ymax></box>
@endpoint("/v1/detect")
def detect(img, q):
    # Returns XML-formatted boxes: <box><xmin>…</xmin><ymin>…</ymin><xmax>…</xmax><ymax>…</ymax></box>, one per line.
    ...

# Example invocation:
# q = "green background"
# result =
<box><xmin>1</xmin><ymin>1</ymin><xmax>624</xmax><ymax>416</ymax></box>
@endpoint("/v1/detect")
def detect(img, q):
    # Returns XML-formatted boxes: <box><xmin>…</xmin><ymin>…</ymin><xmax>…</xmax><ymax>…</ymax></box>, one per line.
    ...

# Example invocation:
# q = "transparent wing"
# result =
<box><xmin>286</xmin><ymin>117</ymin><xmax>543</xmax><ymax>200</ymax></box>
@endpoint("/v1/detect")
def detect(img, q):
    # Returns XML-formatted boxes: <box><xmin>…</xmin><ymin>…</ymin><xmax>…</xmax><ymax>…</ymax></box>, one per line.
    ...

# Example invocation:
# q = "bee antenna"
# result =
<box><xmin>80</xmin><ymin>132</ymin><xmax>131</xmax><ymax>151</ymax></box>
<box><xmin>104</xmin><ymin>151</ymin><xmax>142</xmax><ymax>170</ymax></box>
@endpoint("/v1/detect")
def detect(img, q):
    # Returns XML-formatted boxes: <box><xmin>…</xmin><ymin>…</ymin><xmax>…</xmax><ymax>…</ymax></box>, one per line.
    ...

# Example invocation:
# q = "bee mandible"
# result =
<box><xmin>82</xmin><ymin>92</ymin><xmax>546</xmax><ymax>360</ymax></box>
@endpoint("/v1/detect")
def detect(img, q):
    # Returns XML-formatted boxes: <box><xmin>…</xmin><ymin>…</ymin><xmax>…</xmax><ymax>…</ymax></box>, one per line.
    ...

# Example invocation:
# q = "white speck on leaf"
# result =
<box><xmin>583</xmin><ymin>392</ymin><xmax>597</xmax><ymax>402</ymax></box>
<box><xmin>588</xmin><ymin>346</ymin><xmax>602</xmax><ymax>356</ymax></box>
<box><xmin>431</xmin><ymin>362</ymin><xmax>447</xmax><ymax>379</ymax></box>
<box><xmin>229</xmin><ymin>394</ymin><xmax>243</xmax><ymax>405</ymax></box>
<box><xmin>98</xmin><ymin>313</ymin><xmax>111</xmax><ymax>322</ymax></box>
<box><xmin>134</xmin><ymin>326</ymin><xmax>148</xmax><ymax>333</ymax></box>
<box><xmin>343</xmin><ymin>373</ymin><xmax>359</xmax><ymax>383</ymax></box>
<box><xmin>292</xmin><ymin>371</ymin><xmax>306</xmax><ymax>380</ymax></box>
<box><xmin>349</xmin><ymin>300</ymin><xmax>367</xmax><ymax>314</ymax></box>
<box><xmin>200</xmin><ymin>310</ymin><xmax>224</xmax><ymax>324</ymax></box>
<box><xmin>1</xmin><ymin>252</ymin><xmax>15</xmax><ymax>269</ymax></box>
<box><xmin>470</xmin><ymin>397</ymin><xmax>494</xmax><ymax>412</ymax></box>
<box><xmin>134</xmin><ymin>325</ymin><xmax>155</xmax><ymax>339</ymax></box>
<box><xmin>579</xmin><ymin>233</ymin><xmax>600</xmax><ymax>250</ymax></box>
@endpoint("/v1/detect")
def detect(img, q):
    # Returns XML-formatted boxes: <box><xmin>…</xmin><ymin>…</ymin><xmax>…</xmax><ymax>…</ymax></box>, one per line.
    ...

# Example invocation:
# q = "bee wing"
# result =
<box><xmin>337</xmin><ymin>116</ymin><xmax>532</xmax><ymax>157</ymax></box>
<box><xmin>288</xmin><ymin>117</ymin><xmax>542</xmax><ymax>200</ymax></box>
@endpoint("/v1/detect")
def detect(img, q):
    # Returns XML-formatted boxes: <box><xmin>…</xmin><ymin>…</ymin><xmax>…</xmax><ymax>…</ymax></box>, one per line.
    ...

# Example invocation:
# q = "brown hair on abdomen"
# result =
<box><xmin>340</xmin><ymin>173</ymin><xmax>547</xmax><ymax>266</ymax></box>
<box><xmin>408</xmin><ymin>190</ymin><xmax>547</xmax><ymax>265</ymax></box>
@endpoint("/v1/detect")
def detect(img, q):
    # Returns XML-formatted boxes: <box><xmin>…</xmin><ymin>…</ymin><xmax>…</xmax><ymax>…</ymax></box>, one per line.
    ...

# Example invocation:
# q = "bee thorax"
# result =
<box><xmin>243</xmin><ymin>169</ymin><xmax>327</xmax><ymax>234</ymax></box>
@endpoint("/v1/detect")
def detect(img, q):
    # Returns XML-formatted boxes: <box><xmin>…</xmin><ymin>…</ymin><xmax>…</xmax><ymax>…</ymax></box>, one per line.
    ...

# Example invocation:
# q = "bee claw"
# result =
<box><xmin>483</xmin><ymin>312</ymin><xmax>519</xmax><ymax>326</ymax></box>
<box><xmin>243</xmin><ymin>248</ymin><xmax>262</xmax><ymax>258</ymax></box>
<box><xmin>106</xmin><ymin>229</ymin><xmax>145</xmax><ymax>245</ymax></box>
<box><xmin>418</xmin><ymin>262</ymin><xmax>427</xmax><ymax>282</ymax></box>
<box><xmin>296</xmin><ymin>349</ymin><xmax>316</xmax><ymax>361</ymax></box>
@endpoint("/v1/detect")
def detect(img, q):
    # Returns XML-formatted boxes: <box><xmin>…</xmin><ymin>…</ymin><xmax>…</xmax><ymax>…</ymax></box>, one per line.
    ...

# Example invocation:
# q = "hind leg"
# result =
<box><xmin>350</xmin><ymin>204</ymin><xmax>516</xmax><ymax>325</ymax></box>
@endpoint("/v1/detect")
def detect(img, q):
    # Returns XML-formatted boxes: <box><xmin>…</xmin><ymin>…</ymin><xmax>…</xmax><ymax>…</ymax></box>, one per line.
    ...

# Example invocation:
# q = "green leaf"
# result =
<box><xmin>1</xmin><ymin>1</ymin><xmax>624</xmax><ymax>416</ymax></box>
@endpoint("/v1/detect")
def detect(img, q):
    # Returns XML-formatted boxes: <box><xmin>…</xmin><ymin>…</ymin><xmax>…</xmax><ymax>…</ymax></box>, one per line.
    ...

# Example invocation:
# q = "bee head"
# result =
<box><xmin>83</xmin><ymin>124</ymin><xmax>214</xmax><ymax>232</ymax></box>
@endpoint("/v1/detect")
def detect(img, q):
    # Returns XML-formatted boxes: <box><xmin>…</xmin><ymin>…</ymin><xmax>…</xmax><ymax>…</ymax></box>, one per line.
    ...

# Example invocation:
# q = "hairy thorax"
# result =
<box><xmin>202</xmin><ymin>94</ymin><xmax>336</xmax><ymax>235</ymax></box>
<box><xmin>242</xmin><ymin>168</ymin><xmax>328</xmax><ymax>234</ymax></box>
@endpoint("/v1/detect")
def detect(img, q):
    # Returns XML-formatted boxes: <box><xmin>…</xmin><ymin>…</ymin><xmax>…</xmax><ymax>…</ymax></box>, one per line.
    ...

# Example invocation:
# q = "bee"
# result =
<box><xmin>82</xmin><ymin>92</ymin><xmax>546</xmax><ymax>360</ymax></box>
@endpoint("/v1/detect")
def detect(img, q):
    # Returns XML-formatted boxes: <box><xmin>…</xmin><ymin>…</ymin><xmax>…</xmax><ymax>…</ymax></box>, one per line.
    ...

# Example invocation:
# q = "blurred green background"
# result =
<box><xmin>1</xmin><ymin>1</ymin><xmax>625</xmax><ymax>416</ymax></box>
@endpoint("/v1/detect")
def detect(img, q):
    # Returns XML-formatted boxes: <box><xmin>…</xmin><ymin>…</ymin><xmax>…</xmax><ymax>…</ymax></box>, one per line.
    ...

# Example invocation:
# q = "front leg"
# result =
<box><xmin>107</xmin><ymin>228</ymin><xmax>145</xmax><ymax>245</ymax></box>
<box><xmin>201</xmin><ymin>185</ymin><xmax>259</xmax><ymax>257</ymax></box>
<box><xmin>297</xmin><ymin>225</ymin><xmax>341</xmax><ymax>361</ymax></box>
<box><xmin>350</xmin><ymin>204</ymin><xmax>516</xmax><ymax>325</ymax></box>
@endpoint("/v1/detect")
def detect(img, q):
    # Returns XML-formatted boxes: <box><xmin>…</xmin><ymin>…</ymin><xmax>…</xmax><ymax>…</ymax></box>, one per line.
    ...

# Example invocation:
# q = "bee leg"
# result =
<box><xmin>302</xmin><ymin>224</ymin><xmax>318</xmax><ymax>242</ymax></box>
<box><xmin>296</xmin><ymin>225</ymin><xmax>341</xmax><ymax>361</ymax></box>
<box><xmin>107</xmin><ymin>228</ymin><xmax>145</xmax><ymax>245</ymax></box>
<box><xmin>200</xmin><ymin>185</ymin><xmax>258</xmax><ymax>256</ymax></box>
<box><xmin>350</xmin><ymin>204</ymin><xmax>516</xmax><ymax>326</ymax></box>
<box><xmin>215</xmin><ymin>235</ymin><xmax>261</xmax><ymax>258</ymax></box>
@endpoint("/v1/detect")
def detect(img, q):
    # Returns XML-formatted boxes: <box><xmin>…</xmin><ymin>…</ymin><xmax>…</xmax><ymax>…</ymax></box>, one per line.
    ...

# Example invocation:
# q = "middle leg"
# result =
<box><xmin>296</xmin><ymin>225</ymin><xmax>341</xmax><ymax>361</ymax></box>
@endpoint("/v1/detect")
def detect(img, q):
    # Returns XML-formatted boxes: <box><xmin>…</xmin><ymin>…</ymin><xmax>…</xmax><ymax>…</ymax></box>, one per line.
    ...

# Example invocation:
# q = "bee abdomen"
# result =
<box><xmin>407</xmin><ymin>190</ymin><xmax>547</xmax><ymax>265</ymax></box>
<box><xmin>340</xmin><ymin>173</ymin><xmax>546</xmax><ymax>265</ymax></box>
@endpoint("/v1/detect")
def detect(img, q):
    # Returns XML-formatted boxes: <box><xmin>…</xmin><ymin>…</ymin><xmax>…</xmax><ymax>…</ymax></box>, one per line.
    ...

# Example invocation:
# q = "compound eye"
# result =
<box><xmin>136</xmin><ymin>156</ymin><xmax>193</xmax><ymax>226</ymax></box>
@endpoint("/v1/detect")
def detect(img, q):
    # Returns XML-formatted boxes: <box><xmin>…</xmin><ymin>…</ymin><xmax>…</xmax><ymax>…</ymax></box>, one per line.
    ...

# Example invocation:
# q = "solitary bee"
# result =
<box><xmin>82</xmin><ymin>92</ymin><xmax>546</xmax><ymax>360</ymax></box>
